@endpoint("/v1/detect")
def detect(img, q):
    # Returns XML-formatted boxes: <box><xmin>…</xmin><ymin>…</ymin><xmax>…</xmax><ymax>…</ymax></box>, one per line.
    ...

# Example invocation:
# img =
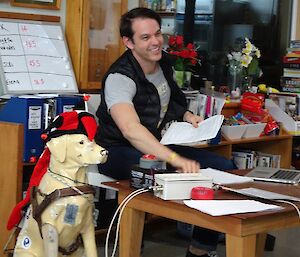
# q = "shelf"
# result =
<box><xmin>156</xmin><ymin>11</ymin><xmax>175</xmax><ymax>16</ymax></box>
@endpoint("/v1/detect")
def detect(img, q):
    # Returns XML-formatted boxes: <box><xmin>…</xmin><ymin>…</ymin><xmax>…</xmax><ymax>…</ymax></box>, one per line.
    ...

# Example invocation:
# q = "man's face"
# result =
<box><xmin>125</xmin><ymin>18</ymin><xmax>164</xmax><ymax>67</ymax></box>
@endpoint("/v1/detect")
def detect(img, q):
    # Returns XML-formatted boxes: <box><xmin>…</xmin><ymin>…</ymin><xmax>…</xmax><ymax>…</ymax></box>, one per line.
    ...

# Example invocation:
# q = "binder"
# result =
<box><xmin>54</xmin><ymin>95</ymin><xmax>82</xmax><ymax>114</ymax></box>
<box><xmin>0</xmin><ymin>97</ymin><xmax>44</xmax><ymax>162</ymax></box>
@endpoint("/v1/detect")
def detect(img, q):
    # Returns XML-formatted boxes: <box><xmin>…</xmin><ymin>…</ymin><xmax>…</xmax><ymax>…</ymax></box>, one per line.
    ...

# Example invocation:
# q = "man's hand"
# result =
<box><xmin>183</xmin><ymin>111</ymin><xmax>203</xmax><ymax>128</ymax></box>
<box><xmin>167</xmin><ymin>152</ymin><xmax>200</xmax><ymax>173</ymax></box>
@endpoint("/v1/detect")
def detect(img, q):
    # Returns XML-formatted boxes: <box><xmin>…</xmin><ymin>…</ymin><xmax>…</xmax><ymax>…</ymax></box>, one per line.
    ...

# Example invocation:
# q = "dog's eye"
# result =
<box><xmin>79</xmin><ymin>140</ymin><xmax>84</xmax><ymax>145</ymax></box>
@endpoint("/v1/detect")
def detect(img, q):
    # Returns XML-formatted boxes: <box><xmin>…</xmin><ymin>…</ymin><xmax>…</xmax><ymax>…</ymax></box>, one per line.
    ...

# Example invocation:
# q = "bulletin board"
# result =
<box><xmin>0</xmin><ymin>18</ymin><xmax>78</xmax><ymax>96</ymax></box>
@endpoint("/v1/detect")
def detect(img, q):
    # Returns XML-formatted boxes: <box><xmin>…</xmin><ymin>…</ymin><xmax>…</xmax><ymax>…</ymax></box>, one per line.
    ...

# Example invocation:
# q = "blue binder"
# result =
<box><xmin>54</xmin><ymin>96</ymin><xmax>82</xmax><ymax>115</ymax></box>
<box><xmin>0</xmin><ymin>97</ymin><xmax>45</xmax><ymax>162</ymax></box>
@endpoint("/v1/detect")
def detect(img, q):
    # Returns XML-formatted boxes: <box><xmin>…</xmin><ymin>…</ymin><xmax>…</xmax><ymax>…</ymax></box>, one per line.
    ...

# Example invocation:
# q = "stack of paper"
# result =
<box><xmin>160</xmin><ymin>115</ymin><xmax>224</xmax><ymax>145</ymax></box>
<box><xmin>184</xmin><ymin>200</ymin><xmax>282</xmax><ymax>216</ymax></box>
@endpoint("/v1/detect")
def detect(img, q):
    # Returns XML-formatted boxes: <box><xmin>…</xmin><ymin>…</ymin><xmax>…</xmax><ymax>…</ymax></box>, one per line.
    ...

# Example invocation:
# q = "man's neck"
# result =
<box><xmin>144</xmin><ymin>63</ymin><xmax>159</xmax><ymax>75</ymax></box>
<box><xmin>132</xmin><ymin>52</ymin><xmax>159</xmax><ymax>75</ymax></box>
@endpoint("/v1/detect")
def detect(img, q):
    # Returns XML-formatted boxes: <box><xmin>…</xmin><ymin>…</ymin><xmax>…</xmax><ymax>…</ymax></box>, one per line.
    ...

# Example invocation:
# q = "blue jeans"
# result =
<box><xmin>98</xmin><ymin>145</ymin><xmax>236</xmax><ymax>251</ymax></box>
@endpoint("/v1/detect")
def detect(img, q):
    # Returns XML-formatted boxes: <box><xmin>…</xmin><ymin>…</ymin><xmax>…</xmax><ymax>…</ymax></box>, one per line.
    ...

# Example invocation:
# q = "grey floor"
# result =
<box><xmin>97</xmin><ymin>218</ymin><xmax>300</xmax><ymax>257</ymax></box>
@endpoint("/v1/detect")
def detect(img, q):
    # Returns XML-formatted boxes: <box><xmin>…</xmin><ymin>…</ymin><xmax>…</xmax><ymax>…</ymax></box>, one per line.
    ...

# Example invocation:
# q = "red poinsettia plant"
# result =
<box><xmin>167</xmin><ymin>35</ymin><xmax>199</xmax><ymax>72</ymax></box>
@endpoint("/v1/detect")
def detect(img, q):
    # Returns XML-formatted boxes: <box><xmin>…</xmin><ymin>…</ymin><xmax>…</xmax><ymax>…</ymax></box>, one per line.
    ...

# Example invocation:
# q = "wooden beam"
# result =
<box><xmin>296</xmin><ymin>0</ymin><xmax>300</xmax><ymax>39</ymax></box>
<box><xmin>0</xmin><ymin>11</ymin><xmax>60</xmax><ymax>22</ymax></box>
<box><xmin>65</xmin><ymin>0</ymin><xmax>84</xmax><ymax>84</ymax></box>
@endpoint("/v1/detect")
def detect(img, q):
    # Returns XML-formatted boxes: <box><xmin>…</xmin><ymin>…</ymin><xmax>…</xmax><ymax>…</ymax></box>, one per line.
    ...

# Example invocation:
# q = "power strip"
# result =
<box><xmin>153</xmin><ymin>173</ymin><xmax>213</xmax><ymax>200</ymax></box>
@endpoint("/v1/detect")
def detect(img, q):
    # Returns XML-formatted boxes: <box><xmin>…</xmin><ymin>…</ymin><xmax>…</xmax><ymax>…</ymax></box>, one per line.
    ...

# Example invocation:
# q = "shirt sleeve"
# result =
<box><xmin>104</xmin><ymin>73</ymin><xmax>137</xmax><ymax>111</ymax></box>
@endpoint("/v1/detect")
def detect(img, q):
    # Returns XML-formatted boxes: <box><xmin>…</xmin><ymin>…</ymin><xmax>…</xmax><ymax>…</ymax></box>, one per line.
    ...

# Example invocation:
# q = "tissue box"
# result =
<box><xmin>222</xmin><ymin>123</ymin><xmax>266</xmax><ymax>140</ymax></box>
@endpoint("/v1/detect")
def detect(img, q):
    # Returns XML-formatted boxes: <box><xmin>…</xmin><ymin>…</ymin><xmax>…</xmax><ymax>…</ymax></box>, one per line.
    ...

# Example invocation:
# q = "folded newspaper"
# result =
<box><xmin>160</xmin><ymin>115</ymin><xmax>224</xmax><ymax>145</ymax></box>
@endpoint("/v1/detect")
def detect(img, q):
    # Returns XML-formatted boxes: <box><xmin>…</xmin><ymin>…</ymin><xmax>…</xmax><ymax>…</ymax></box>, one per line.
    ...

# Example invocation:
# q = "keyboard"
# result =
<box><xmin>271</xmin><ymin>170</ymin><xmax>300</xmax><ymax>180</ymax></box>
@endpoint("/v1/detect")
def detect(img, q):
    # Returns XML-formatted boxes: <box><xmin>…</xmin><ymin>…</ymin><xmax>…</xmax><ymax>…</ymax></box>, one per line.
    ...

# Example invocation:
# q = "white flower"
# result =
<box><xmin>241</xmin><ymin>54</ymin><xmax>252</xmax><ymax>68</ymax></box>
<box><xmin>255</xmin><ymin>48</ymin><xmax>261</xmax><ymax>58</ymax></box>
<box><xmin>232</xmin><ymin>51</ymin><xmax>242</xmax><ymax>61</ymax></box>
<box><xmin>227</xmin><ymin>38</ymin><xmax>260</xmax><ymax>72</ymax></box>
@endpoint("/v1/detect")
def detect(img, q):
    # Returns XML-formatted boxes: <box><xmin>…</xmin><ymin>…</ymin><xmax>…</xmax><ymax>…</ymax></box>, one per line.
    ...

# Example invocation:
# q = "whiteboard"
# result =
<box><xmin>0</xmin><ymin>19</ymin><xmax>78</xmax><ymax>95</ymax></box>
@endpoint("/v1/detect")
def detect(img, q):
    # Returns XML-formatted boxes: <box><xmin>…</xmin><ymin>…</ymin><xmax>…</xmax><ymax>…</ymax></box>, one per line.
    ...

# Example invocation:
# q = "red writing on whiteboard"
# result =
<box><xmin>25</xmin><ymin>40</ymin><xmax>37</xmax><ymax>49</ymax></box>
<box><xmin>20</xmin><ymin>25</ymin><xmax>28</xmax><ymax>32</ymax></box>
<box><xmin>29</xmin><ymin>60</ymin><xmax>41</xmax><ymax>67</ymax></box>
<box><xmin>33</xmin><ymin>79</ymin><xmax>45</xmax><ymax>85</ymax></box>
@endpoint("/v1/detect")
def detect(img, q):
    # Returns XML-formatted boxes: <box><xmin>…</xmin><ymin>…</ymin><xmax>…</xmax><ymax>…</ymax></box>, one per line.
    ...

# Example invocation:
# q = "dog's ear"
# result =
<box><xmin>46</xmin><ymin>136</ymin><xmax>67</xmax><ymax>163</ymax></box>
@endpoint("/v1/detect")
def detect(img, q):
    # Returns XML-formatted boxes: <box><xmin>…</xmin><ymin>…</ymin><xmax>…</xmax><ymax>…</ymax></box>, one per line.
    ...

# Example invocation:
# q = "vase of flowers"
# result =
<box><xmin>167</xmin><ymin>35</ymin><xmax>199</xmax><ymax>88</ymax></box>
<box><xmin>227</xmin><ymin>38</ymin><xmax>261</xmax><ymax>94</ymax></box>
<box><xmin>227</xmin><ymin>52</ymin><xmax>243</xmax><ymax>91</ymax></box>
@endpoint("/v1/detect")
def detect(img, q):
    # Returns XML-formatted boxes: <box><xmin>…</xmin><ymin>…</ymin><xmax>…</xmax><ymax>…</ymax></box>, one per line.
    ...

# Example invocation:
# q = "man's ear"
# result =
<box><xmin>46</xmin><ymin>136</ymin><xmax>67</xmax><ymax>163</ymax></box>
<box><xmin>122</xmin><ymin>36</ymin><xmax>134</xmax><ymax>50</ymax></box>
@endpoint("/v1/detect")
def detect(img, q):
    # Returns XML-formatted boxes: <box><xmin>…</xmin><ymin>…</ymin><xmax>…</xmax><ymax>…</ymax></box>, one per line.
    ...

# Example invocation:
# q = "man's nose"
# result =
<box><xmin>151</xmin><ymin>35</ymin><xmax>160</xmax><ymax>45</ymax></box>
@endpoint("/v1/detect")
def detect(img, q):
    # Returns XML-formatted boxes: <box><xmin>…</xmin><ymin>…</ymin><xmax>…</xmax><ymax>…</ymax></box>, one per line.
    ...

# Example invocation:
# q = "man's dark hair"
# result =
<box><xmin>120</xmin><ymin>7</ymin><xmax>161</xmax><ymax>40</ymax></box>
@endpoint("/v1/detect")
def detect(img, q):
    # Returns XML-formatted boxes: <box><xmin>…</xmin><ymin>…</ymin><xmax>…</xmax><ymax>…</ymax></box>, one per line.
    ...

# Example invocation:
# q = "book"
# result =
<box><xmin>283</xmin><ymin>56</ymin><xmax>300</xmax><ymax>64</ymax></box>
<box><xmin>282</xmin><ymin>87</ymin><xmax>300</xmax><ymax>93</ymax></box>
<box><xmin>287</xmin><ymin>47</ymin><xmax>300</xmax><ymax>52</ymax></box>
<box><xmin>256</xmin><ymin>152</ymin><xmax>281</xmax><ymax>168</ymax></box>
<box><xmin>290</xmin><ymin>40</ymin><xmax>300</xmax><ymax>48</ymax></box>
<box><xmin>281</xmin><ymin>76</ymin><xmax>300</xmax><ymax>86</ymax></box>
<box><xmin>256</xmin><ymin>155</ymin><xmax>271</xmax><ymax>167</ymax></box>
<box><xmin>283</xmin><ymin>62</ymin><xmax>300</xmax><ymax>69</ymax></box>
<box><xmin>285</xmin><ymin>52</ymin><xmax>300</xmax><ymax>58</ymax></box>
<box><xmin>232</xmin><ymin>155</ymin><xmax>248</xmax><ymax>169</ymax></box>
<box><xmin>232</xmin><ymin>151</ymin><xmax>256</xmax><ymax>169</ymax></box>
<box><xmin>283</xmin><ymin>68</ymin><xmax>300</xmax><ymax>78</ymax></box>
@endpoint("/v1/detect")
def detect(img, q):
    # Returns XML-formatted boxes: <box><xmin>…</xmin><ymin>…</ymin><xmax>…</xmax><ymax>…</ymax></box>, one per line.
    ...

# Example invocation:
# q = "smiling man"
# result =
<box><xmin>95</xmin><ymin>7</ymin><xmax>235</xmax><ymax>257</ymax></box>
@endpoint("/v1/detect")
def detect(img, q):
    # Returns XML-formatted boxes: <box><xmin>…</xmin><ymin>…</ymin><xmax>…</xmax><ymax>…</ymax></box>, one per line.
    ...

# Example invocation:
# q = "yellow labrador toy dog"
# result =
<box><xmin>7</xmin><ymin>111</ymin><xmax>108</xmax><ymax>257</ymax></box>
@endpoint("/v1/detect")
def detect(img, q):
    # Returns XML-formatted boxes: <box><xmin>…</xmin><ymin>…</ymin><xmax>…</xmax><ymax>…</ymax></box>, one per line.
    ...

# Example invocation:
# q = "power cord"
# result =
<box><xmin>105</xmin><ymin>185</ymin><xmax>163</xmax><ymax>257</ymax></box>
<box><xmin>274</xmin><ymin>200</ymin><xmax>300</xmax><ymax>219</ymax></box>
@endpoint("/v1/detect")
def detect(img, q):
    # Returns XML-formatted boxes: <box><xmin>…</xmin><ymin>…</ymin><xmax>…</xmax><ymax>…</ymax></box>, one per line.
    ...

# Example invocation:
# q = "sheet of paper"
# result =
<box><xmin>235</xmin><ymin>188</ymin><xmax>300</xmax><ymax>202</ymax></box>
<box><xmin>184</xmin><ymin>200</ymin><xmax>282</xmax><ymax>216</ymax></box>
<box><xmin>160</xmin><ymin>115</ymin><xmax>224</xmax><ymax>145</ymax></box>
<box><xmin>201</xmin><ymin>168</ymin><xmax>253</xmax><ymax>185</ymax></box>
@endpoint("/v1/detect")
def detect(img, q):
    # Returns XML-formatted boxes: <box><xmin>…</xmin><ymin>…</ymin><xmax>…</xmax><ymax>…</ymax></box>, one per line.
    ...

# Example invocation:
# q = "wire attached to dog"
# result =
<box><xmin>48</xmin><ymin>168</ymin><xmax>88</xmax><ymax>185</ymax></box>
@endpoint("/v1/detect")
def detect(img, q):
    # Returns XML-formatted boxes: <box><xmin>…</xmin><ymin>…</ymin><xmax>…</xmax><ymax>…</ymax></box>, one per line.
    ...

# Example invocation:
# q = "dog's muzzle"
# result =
<box><xmin>100</xmin><ymin>149</ymin><xmax>108</xmax><ymax>157</ymax></box>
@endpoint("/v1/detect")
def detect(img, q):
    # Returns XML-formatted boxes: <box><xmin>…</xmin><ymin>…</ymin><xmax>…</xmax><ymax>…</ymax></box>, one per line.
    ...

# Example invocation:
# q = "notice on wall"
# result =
<box><xmin>0</xmin><ymin>20</ymin><xmax>78</xmax><ymax>95</ymax></box>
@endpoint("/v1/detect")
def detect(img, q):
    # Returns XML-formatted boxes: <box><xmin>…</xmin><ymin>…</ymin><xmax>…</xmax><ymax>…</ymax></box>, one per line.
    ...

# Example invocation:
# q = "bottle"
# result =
<box><xmin>171</xmin><ymin>0</ymin><xmax>176</xmax><ymax>12</ymax></box>
<box><xmin>142</xmin><ymin>0</ymin><xmax>148</xmax><ymax>8</ymax></box>
<box><xmin>161</xmin><ymin>0</ymin><xmax>167</xmax><ymax>11</ymax></box>
<box><xmin>152</xmin><ymin>0</ymin><xmax>158</xmax><ymax>11</ymax></box>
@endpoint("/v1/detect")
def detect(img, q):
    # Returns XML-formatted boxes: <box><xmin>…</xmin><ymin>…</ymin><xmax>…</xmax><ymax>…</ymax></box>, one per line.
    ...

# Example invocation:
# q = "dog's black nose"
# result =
<box><xmin>100</xmin><ymin>149</ymin><xmax>108</xmax><ymax>156</ymax></box>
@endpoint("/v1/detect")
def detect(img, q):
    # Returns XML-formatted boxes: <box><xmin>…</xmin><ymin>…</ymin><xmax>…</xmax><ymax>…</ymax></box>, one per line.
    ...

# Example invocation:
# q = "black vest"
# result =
<box><xmin>95</xmin><ymin>50</ymin><xmax>187</xmax><ymax>148</ymax></box>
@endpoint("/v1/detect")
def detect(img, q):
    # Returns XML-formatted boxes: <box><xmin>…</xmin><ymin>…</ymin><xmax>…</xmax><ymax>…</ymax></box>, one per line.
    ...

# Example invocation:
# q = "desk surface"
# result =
<box><xmin>109</xmin><ymin>180</ymin><xmax>300</xmax><ymax>219</ymax></box>
<box><xmin>106</xmin><ymin>178</ymin><xmax>300</xmax><ymax>257</ymax></box>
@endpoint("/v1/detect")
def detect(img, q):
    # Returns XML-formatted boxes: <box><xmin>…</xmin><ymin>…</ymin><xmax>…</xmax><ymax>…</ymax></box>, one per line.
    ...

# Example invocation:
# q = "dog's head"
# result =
<box><xmin>43</xmin><ymin>111</ymin><xmax>108</xmax><ymax>167</ymax></box>
<box><xmin>46</xmin><ymin>134</ymin><xmax>108</xmax><ymax>166</ymax></box>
